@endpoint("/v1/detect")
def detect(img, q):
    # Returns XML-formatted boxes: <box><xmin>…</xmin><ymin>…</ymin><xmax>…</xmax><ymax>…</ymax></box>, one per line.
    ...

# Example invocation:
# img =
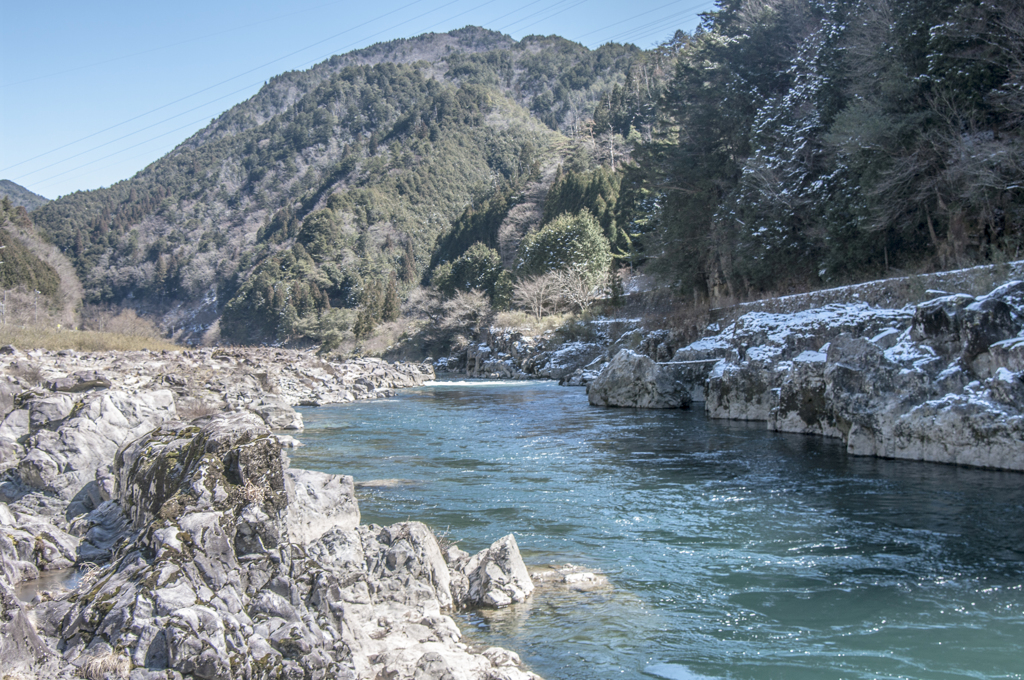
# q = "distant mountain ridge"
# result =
<box><xmin>30</xmin><ymin>27</ymin><xmax>639</xmax><ymax>344</ymax></box>
<box><xmin>0</xmin><ymin>180</ymin><xmax>49</xmax><ymax>212</ymax></box>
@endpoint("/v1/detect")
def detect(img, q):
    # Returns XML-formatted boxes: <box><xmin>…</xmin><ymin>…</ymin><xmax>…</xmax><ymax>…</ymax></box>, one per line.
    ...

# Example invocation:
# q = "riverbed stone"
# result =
<box><xmin>588</xmin><ymin>350</ymin><xmax>692</xmax><ymax>409</ymax></box>
<box><xmin>458</xmin><ymin>534</ymin><xmax>534</xmax><ymax>609</ymax></box>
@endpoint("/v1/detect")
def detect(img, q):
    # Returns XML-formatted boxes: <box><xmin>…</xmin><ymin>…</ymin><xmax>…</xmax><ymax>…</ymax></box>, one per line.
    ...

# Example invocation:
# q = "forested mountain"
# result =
<box><xmin>30</xmin><ymin>27</ymin><xmax>639</xmax><ymax>344</ymax></box>
<box><xmin>27</xmin><ymin>2</ymin><xmax>1024</xmax><ymax>348</ymax></box>
<box><xmin>0</xmin><ymin>180</ymin><xmax>49</xmax><ymax>212</ymax></box>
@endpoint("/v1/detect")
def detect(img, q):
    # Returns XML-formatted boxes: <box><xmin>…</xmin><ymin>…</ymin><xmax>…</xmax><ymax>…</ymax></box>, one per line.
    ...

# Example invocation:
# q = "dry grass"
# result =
<box><xmin>175</xmin><ymin>397</ymin><xmax>223</xmax><ymax>421</ymax></box>
<box><xmin>492</xmin><ymin>310</ymin><xmax>572</xmax><ymax>335</ymax></box>
<box><xmin>81</xmin><ymin>651</ymin><xmax>130</xmax><ymax>680</ymax></box>
<box><xmin>0</xmin><ymin>326</ymin><xmax>179</xmax><ymax>352</ymax></box>
<box><xmin>242</xmin><ymin>480</ymin><xmax>266</xmax><ymax>506</ymax></box>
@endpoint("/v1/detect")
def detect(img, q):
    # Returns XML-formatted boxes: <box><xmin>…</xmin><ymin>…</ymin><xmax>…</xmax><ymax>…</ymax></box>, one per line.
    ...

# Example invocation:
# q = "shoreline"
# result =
<box><xmin>1</xmin><ymin>348</ymin><xmax>544</xmax><ymax>680</ymax></box>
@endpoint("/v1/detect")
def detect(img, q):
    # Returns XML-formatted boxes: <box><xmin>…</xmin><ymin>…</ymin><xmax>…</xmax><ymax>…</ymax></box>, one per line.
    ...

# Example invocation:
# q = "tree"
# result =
<box><xmin>516</xmin><ymin>210</ymin><xmax>611</xmax><ymax>287</ymax></box>
<box><xmin>512</xmin><ymin>272</ymin><xmax>562</xmax><ymax>318</ymax></box>
<box><xmin>432</xmin><ymin>243</ymin><xmax>503</xmax><ymax>299</ymax></box>
<box><xmin>382</xmin><ymin>274</ymin><xmax>401</xmax><ymax>321</ymax></box>
<box><xmin>555</xmin><ymin>265</ymin><xmax>605</xmax><ymax>312</ymax></box>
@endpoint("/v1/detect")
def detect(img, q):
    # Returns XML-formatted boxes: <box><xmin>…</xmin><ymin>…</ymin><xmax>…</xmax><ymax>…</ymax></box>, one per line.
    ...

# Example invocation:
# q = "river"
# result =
<box><xmin>292</xmin><ymin>380</ymin><xmax>1024</xmax><ymax>680</ymax></box>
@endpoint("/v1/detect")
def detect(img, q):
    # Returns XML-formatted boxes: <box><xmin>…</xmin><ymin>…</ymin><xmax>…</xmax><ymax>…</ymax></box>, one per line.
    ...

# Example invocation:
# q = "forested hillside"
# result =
<box><xmin>625</xmin><ymin>0</ymin><xmax>1024</xmax><ymax>300</ymax></box>
<box><xmin>30</xmin><ymin>27</ymin><xmax>638</xmax><ymax>344</ymax></box>
<box><xmin>27</xmin><ymin>1</ymin><xmax>1024</xmax><ymax>349</ymax></box>
<box><xmin>0</xmin><ymin>180</ymin><xmax>49</xmax><ymax>212</ymax></box>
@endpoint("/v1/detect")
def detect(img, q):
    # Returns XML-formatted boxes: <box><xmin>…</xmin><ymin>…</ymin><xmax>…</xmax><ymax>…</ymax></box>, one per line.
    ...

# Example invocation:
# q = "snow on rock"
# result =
<box><xmin>590</xmin><ymin>277</ymin><xmax>1024</xmax><ymax>471</ymax></box>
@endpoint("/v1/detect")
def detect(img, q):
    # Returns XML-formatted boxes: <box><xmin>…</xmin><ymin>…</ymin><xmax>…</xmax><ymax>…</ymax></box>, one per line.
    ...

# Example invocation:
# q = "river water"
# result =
<box><xmin>293</xmin><ymin>380</ymin><xmax>1024</xmax><ymax>680</ymax></box>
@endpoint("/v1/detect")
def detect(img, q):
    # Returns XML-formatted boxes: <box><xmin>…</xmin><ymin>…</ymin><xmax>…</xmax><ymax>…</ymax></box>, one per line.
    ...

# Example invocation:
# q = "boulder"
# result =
<box><xmin>27</xmin><ymin>394</ymin><xmax>76</xmax><ymax>432</ymax></box>
<box><xmin>47</xmin><ymin>370</ymin><xmax>112</xmax><ymax>393</ymax></box>
<box><xmin>705</xmin><ymin>360</ymin><xmax>775</xmax><ymax>421</ymax></box>
<box><xmin>768</xmin><ymin>351</ymin><xmax>841</xmax><ymax>437</ymax></box>
<box><xmin>891</xmin><ymin>393</ymin><xmax>1024</xmax><ymax>470</ymax></box>
<box><xmin>251</xmin><ymin>396</ymin><xmax>303</xmax><ymax>431</ymax></box>
<box><xmin>588</xmin><ymin>350</ymin><xmax>693</xmax><ymax>409</ymax></box>
<box><xmin>457</xmin><ymin>534</ymin><xmax>534</xmax><ymax>609</ymax></box>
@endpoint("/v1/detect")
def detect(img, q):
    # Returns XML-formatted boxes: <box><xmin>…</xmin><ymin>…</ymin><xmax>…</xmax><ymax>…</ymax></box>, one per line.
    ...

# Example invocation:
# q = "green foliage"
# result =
<box><xmin>517</xmin><ymin>210</ymin><xmax>612</xmax><ymax>286</ymax></box>
<box><xmin>543</xmin><ymin>165</ymin><xmax>623</xmax><ymax>250</ymax></box>
<box><xmin>630</xmin><ymin>0</ymin><xmax>1024</xmax><ymax>299</ymax></box>
<box><xmin>432</xmin><ymin>243</ymin><xmax>503</xmax><ymax>299</ymax></box>
<box><xmin>0</xmin><ymin>200</ymin><xmax>60</xmax><ymax>299</ymax></box>
<box><xmin>431</xmin><ymin>181</ymin><xmax>522</xmax><ymax>269</ymax></box>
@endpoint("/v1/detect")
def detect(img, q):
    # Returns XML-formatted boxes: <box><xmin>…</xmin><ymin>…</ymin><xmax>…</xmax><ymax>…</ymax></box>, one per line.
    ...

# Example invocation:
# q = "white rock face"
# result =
<box><xmin>459</xmin><ymin>534</ymin><xmax>535</xmax><ymax>608</ymax></box>
<box><xmin>285</xmin><ymin>469</ymin><xmax>360</xmax><ymax>545</ymax></box>
<box><xmin>0</xmin><ymin>349</ymin><xmax>538</xmax><ymax>680</ymax></box>
<box><xmin>626</xmin><ymin>280</ymin><xmax>1024</xmax><ymax>471</ymax></box>
<box><xmin>587</xmin><ymin>350</ymin><xmax>693</xmax><ymax>409</ymax></box>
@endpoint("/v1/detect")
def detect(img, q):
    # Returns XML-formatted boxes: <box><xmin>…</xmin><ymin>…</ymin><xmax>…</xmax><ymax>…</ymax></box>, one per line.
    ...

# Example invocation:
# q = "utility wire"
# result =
<box><xmin>0</xmin><ymin>0</ymin><xmax>384</xmax><ymax>89</ymax></box>
<box><xmin>604</xmin><ymin>8</ymin><xmax>700</xmax><ymax>43</ymax></box>
<box><xmin>15</xmin><ymin>81</ymin><xmax>265</xmax><ymax>180</ymax></box>
<box><xmin>573</xmin><ymin>0</ymin><xmax>684</xmax><ymax>40</ymax></box>
<box><xmin>0</xmin><ymin>0</ymin><xmax>431</xmax><ymax>174</ymax></box>
<box><xmin>420</xmin><ymin>0</ymin><xmax>507</xmax><ymax>34</ymax></box>
<box><xmin>583</xmin><ymin>0</ymin><xmax>713</xmax><ymax>46</ymax></box>
<box><xmin>470</xmin><ymin>0</ymin><xmax>550</xmax><ymax>30</ymax></box>
<box><xmin>32</xmin><ymin>113</ymin><xmax>219</xmax><ymax>190</ymax></box>
<box><xmin>20</xmin><ymin>0</ymin><xmax>545</xmax><ymax>189</ymax></box>
<box><xmin>506</xmin><ymin>0</ymin><xmax>592</xmax><ymax>35</ymax></box>
<box><xmin>494</xmin><ymin>0</ymin><xmax>575</xmax><ymax>33</ymax></box>
<box><xmin>15</xmin><ymin>0</ymin><xmax>692</xmax><ymax>191</ymax></box>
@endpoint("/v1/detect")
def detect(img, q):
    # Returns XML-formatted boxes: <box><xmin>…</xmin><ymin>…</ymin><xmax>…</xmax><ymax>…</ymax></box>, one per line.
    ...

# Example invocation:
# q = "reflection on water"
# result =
<box><xmin>15</xmin><ymin>566</ymin><xmax>85</xmax><ymax>602</ymax></box>
<box><xmin>295</xmin><ymin>381</ymin><xmax>1024</xmax><ymax>680</ymax></box>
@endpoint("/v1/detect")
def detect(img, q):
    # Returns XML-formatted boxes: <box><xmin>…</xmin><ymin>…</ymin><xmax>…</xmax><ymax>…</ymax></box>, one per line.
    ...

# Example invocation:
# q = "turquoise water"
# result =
<box><xmin>293</xmin><ymin>380</ymin><xmax>1024</xmax><ymax>680</ymax></box>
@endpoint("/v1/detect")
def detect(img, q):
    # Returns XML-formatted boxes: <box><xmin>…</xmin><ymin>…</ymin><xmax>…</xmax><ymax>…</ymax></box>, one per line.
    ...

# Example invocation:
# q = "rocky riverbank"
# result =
<box><xmin>588</xmin><ymin>278</ymin><xmax>1024</xmax><ymax>471</ymax></box>
<box><xmin>1</xmin><ymin>347</ymin><xmax>542</xmax><ymax>680</ymax></box>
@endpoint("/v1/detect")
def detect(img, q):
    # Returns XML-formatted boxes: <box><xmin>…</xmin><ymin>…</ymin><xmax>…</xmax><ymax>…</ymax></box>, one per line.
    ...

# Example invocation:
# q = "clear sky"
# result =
<box><xmin>0</xmin><ymin>0</ymin><xmax>710</xmax><ymax>200</ymax></box>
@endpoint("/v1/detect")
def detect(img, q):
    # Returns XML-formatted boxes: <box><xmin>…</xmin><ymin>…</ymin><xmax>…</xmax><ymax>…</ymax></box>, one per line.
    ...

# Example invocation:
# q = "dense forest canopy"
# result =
<box><xmin>631</xmin><ymin>0</ymin><xmax>1024</xmax><ymax>300</ymax></box>
<box><xmin>21</xmin><ymin>3</ymin><xmax>1024</xmax><ymax>346</ymax></box>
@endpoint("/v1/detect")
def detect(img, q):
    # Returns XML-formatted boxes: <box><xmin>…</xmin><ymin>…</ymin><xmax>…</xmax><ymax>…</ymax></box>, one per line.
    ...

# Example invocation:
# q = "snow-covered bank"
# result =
<box><xmin>589</xmin><ymin>277</ymin><xmax>1024</xmax><ymax>472</ymax></box>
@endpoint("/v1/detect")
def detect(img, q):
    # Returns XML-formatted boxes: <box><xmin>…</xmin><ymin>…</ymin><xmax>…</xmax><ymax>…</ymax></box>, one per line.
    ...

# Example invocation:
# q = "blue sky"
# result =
<box><xmin>0</xmin><ymin>0</ymin><xmax>709</xmax><ymax>200</ymax></box>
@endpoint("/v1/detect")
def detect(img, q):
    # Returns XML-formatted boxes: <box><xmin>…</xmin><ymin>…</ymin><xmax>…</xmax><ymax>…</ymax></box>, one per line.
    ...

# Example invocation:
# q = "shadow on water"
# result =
<box><xmin>295</xmin><ymin>380</ymin><xmax>1024</xmax><ymax>680</ymax></box>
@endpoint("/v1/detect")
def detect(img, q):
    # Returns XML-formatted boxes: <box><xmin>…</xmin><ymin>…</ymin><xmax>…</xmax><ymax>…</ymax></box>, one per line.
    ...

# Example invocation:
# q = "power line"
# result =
<box><xmin>583</xmin><ymin>1</ymin><xmax>713</xmax><ymax>47</ymax></box>
<box><xmin>593</xmin><ymin>2</ymin><xmax>713</xmax><ymax>47</ymax></box>
<box><xmin>0</xmin><ymin>0</ymin><xmax>432</xmax><ymax>174</ymax></box>
<box><xmin>12</xmin><ymin>0</ymin><xmax>547</xmax><ymax>190</ymax></box>
<box><xmin>11</xmin><ymin>0</ymin><xmax>700</xmax><ymax>193</ymax></box>
<box><xmin>0</xmin><ymin>0</ymin><xmax>383</xmax><ymax>89</ymax></box>
<box><xmin>507</xmin><ymin>0</ymin><xmax>592</xmax><ymax>35</ymax></box>
<box><xmin>31</xmin><ymin>113</ymin><xmax>220</xmax><ymax>191</ymax></box>
<box><xmin>494</xmin><ymin>0</ymin><xmax>576</xmax><ymax>33</ymax></box>
<box><xmin>573</xmin><ymin>0</ymin><xmax>685</xmax><ymax>40</ymax></box>
<box><xmin>470</xmin><ymin>0</ymin><xmax>550</xmax><ymax>30</ymax></box>
<box><xmin>603</xmin><ymin>7</ymin><xmax>703</xmax><ymax>44</ymax></box>
<box><xmin>420</xmin><ymin>0</ymin><xmax>507</xmax><ymax>34</ymax></box>
<box><xmin>14</xmin><ymin>81</ymin><xmax>263</xmax><ymax>181</ymax></box>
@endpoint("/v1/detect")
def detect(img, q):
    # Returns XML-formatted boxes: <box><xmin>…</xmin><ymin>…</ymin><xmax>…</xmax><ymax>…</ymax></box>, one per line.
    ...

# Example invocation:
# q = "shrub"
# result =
<box><xmin>516</xmin><ymin>210</ymin><xmax>611</xmax><ymax>287</ymax></box>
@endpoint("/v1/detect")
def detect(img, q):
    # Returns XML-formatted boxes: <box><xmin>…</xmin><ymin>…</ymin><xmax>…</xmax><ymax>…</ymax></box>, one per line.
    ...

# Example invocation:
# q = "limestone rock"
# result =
<box><xmin>768</xmin><ymin>352</ymin><xmax>841</xmax><ymax>437</ymax></box>
<box><xmin>284</xmin><ymin>468</ymin><xmax>359</xmax><ymax>545</ymax></box>
<box><xmin>587</xmin><ymin>350</ymin><xmax>693</xmax><ymax>409</ymax></box>
<box><xmin>705</xmin><ymin>360</ymin><xmax>774</xmax><ymax>421</ymax></box>
<box><xmin>252</xmin><ymin>396</ymin><xmax>303</xmax><ymax>431</ymax></box>
<box><xmin>47</xmin><ymin>370</ymin><xmax>112</xmax><ymax>393</ymax></box>
<box><xmin>458</xmin><ymin>534</ymin><xmax>534</xmax><ymax>609</ymax></box>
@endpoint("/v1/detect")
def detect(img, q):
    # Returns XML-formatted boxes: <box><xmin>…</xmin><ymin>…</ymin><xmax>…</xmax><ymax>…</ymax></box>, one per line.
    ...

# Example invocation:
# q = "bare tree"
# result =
<box><xmin>512</xmin><ymin>272</ymin><xmax>562</xmax><ymax>318</ymax></box>
<box><xmin>555</xmin><ymin>265</ymin><xmax>606</xmax><ymax>312</ymax></box>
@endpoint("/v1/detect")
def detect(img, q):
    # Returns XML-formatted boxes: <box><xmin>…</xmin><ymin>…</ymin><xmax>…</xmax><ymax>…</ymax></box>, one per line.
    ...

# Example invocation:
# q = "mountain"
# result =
<box><xmin>0</xmin><ymin>180</ymin><xmax>49</xmax><ymax>212</ymax></box>
<box><xmin>0</xmin><ymin>196</ymin><xmax>83</xmax><ymax>331</ymax></box>
<box><xmin>31</xmin><ymin>27</ymin><xmax>640</xmax><ymax>344</ymax></box>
